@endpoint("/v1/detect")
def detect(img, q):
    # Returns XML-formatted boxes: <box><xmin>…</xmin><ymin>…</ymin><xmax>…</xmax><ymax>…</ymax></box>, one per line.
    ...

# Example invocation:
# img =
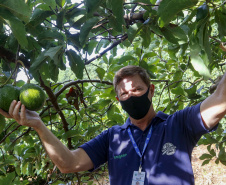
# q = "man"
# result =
<box><xmin>0</xmin><ymin>65</ymin><xmax>225</xmax><ymax>185</ymax></box>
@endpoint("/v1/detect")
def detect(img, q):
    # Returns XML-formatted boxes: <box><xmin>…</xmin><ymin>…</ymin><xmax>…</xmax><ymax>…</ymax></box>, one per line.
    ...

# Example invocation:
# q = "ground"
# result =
<box><xmin>192</xmin><ymin>145</ymin><xmax>226</xmax><ymax>185</ymax></box>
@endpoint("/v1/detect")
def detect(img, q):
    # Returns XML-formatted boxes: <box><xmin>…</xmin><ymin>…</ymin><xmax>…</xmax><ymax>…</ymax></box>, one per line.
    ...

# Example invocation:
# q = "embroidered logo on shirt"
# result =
<box><xmin>162</xmin><ymin>143</ymin><xmax>176</xmax><ymax>155</ymax></box>
<box><xmin>114</xmin><ymin>153</ymin><xmax>127</xmax><ymax>159</ymax></box>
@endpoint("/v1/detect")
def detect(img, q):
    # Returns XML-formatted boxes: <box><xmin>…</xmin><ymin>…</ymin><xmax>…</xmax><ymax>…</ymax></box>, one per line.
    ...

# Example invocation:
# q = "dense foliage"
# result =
<box><xmin>0</xmin><ymin>0</ymin><xmax>225</xmax><ymax>184</ymax></box>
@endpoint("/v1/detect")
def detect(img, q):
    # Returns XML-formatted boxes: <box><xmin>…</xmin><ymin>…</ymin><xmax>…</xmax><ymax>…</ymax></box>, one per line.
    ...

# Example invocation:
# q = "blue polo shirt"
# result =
<box><xmin>80</xmin><ymin>103</ymin><xmax>215</xmax><ymax>184</ymax></box>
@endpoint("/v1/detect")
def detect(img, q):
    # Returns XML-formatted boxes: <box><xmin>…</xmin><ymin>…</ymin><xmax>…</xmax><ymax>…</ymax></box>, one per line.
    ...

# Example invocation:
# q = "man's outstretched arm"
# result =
<box><xmin>201</xmin><ymin>72</ymin><xmax>226</xmax><ymax>130</ymax></box>
<box><xmin>0</xmin><ymin>100</ymin><xmax>94</xmax><ymax>173</ymax></box>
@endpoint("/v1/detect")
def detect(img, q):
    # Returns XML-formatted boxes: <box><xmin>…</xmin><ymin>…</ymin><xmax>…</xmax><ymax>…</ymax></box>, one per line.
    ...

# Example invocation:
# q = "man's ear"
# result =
<box><xmin>150</xmin><ymin>84</ymin><xmax>155</xmax><ymax>96</ymax></box>
<box><xmin>115</xmin><ymin>96</ymin><xmax>119</xmax><ymax>101</ymax></box>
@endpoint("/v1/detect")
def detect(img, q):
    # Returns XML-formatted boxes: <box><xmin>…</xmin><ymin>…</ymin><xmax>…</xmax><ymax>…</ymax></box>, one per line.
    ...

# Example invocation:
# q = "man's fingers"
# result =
<box><xmin>20</xmin><ymin>104</ymin><xmax>27</xmax><ymax>123</ymax></box>
<box><xmin>12</xmin><ymin>101</ymin><xmax>22</xmax><ymax>120</ymax></box>
<box><xmin>8</xmin><ymin>100</ymin><xmax>17</xmax><ymax>116</ymax></box>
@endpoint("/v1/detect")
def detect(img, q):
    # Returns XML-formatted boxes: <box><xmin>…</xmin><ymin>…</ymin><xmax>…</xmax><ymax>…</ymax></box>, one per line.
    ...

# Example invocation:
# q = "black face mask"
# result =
<box><xmin>119</xmin><ymin>87</ymin><xmax>152</xmax><ymax>120</ymax></box>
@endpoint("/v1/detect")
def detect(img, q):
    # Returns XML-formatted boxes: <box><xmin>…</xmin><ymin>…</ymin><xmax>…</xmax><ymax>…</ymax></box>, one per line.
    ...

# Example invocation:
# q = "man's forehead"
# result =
<box><xmin>117</xmin><ymin>76</ymin><xmax>145</xmax><ymax>90</ymax></box>
<box><xmin>119</xmin><ymin>80</ymin><xmax>133</xmax><ymax>90</ymax></box>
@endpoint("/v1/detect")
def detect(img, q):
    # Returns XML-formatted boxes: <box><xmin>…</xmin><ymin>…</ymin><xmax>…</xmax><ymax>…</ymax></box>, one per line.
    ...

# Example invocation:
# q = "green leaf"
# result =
<box><xmin>140</xmin><ymin>26</ymin><xmax>152</xmax><ymax>48</ymax></box>
<box><xmin>29</xmin><ymin>9</ymin><xmax>54</xmax><ymax>26</ymax></box>
<box><xmin>85</xmin><ymin>125</ymin><xmax>102</xmax><ymax>137</ymax></box>
<box><xmin>184</xmin><ymin>85</ymin><xmax>202</xmax><ymax>99</ymax></box>
<box><xmin>181</xmin><ymin>9</ymin><xmax>197</xmax><ymax>25</ymax></box>
<box><xmin>96</xmin><ymin>39</ymin><xmax>110</xmax><ymax>53</ymax></box>
<box><xmin>158</xmin><ymin>0</ymin><xmax>198</xmax><ymax>27</ymax></box>
<box><xmin>190</xmin><ymin>54</ymin><xmax>210</xmax><ymax>79</ymax></box>
<box><xmin>170</xmin><ymin>26</ymin><xmax>188</xmax><ymax>44</ymax></box>
<box><xmin>84</xmin><ymin>0</ymin><xmax>103</xmax><ymax>15</ymax></box>
<box><xmin>0</xmin><ymin>114</ymin><xmax>6</xmax><ymax>133</ymax></box>
<box><xmin>118</xmin><ymin>55</ymin><xmax>137</xmax><ymax>64</ymax></box>
<box><xmin>218</xmin><ymin>144</ymin><xmax>226</xmax><ymax>161</ymax></box>
<box><xmin>62</xmin><ymin>130</ymin><xmax>82</xmax><ymax>140</ymax></box>
<box><xmin>171</xmin><ymin>86</ymin><xmax>185</xmax><ymax>95</ymax></box>
<box><xmin>44</xmin><ymin>46</ymin><xmax>64</xmax><ymax>62</ymax></box>
<box><xmin>203</xmin><ymin>133</ymin><xmax>218</xmax><ymax>144</ymax></box>
<box><xmin>0</xmin><ymin>8</ymin><xmax>28</xmax><ymax>48</ymax></box>
<box><xmin>0</xmin><ymin>0</ymin><xmax>31</xmax><ymax>23</ymax></box>
<box><xmin>0</xmin><ymin>172</ymin><xmax>15</xmax><ymax>184</ymax></box>
<box><xmin>56</xmin><ymin>0</ymin><xmax>65</xmax><ymax>7</ymax></box>
<box><xmin>65</xmin><ymin>7</ymin><xmax>86</xmax><ymax>27</ymax></box>
<box><xmin>128</xmin><ymin>23</ymin><xmax>143</xmax><ymax>43</ymax></box>
<box><xmin>43</xmin><ymin>0</ymin><xmax>56</xmax><ymax>8</ymax></box>
<box><xmin>79</xmin><ymin>17</ymin><xmax>99</xmax><ymax>47</ymax></box>
<box><xmin>108</xmin><ymin>16</ymin><xmax>120</xmax><ymax>32</ymax></box>
<box><xmin>67</xmin><ymin>32</ymin><xmax>82</xmax><ymax>49</ymax></box>
<box><xmin>22</xmin><ymin>162</ymin><xmax>28</xmax><ymax>175</ymax></box>
<box><xmin>202</xmin><ymin>25</ymin><xmax>212</xmax><ymax>64</ymax></box>
<box><xmin>209</xmin><ymin>149</ymin><xmax>216</xmax><ymax>157</ymax></box>
<box><xmin>201</xmin><ymin>159</ymin><xmax>210</xmax><ymax>166</ymax></box>
<box><xmin>96</xmin><ymin>67</ymin><xmax>105</xmax><ymax>81</ymax></box>
<box><xmin>108</xmin><ymin>0</ymin><xmax>125</xmax><ymax>32</ymax></box>
<box><xmin>107</xmin><ymin>104</ymin><xmax>124</xmax><ymax>123</ymax></box>
<box><xmin>215</xmin><ymin>8</ymin><xmax>226</xmax><ymax>37</ymax></box>
<box><xmin>56</xmin><ymin>9</ymin><xmax>66</xmax><ymax>29</ymax></box>
<box><xmin>87</xmin><ymin>40</ymin><xmax>98</xmax><ymax>55</ymax></box>
<box><xmin>66</xmin><ymin>50</ymin><xmax>84</xmax><ymax>79</ymax></box>
<box><xmin>199</xmin><ymin>153</ymin><xmax>212</xmax><ymax>160</ymax></box>
<box><xmin>190</xmin><ymin>42</ymin><xmax>210</xmax><ymax>79</ymax></box>
<box><xmin>160</xmin><ymin>27</ymin><xmax>178</xmax><ymax>44</ymax></box>
<box><xmin>38</xmin><ymin>30</ymin><xmax>64</xmax><ymax>42</ymax></box>
<box><xmin>185</xmin><ymin>85</ymin><xmax>197</xmax><ymax>95</ymax></box>
<box><xmin>49</xmin><ymin>60</ymin><xmax>59</xmax><ymax>82</ymax></box>
<box><xmin>87</xmin><ymin>181</ymin><xmax>94</xmax><ymax>185</ymax></box>
<box><xmin>30</xmin><ymin>52</ymin><xmax>49</xmax><ymax>72</ymax></box>
<box><xmin>51</xmin><ymin>180</ymin><xmax>67</xmax><ymax>185</ymax></box>
<box><xmin>173</xmin><ymin>71</ymin><xmax>183</xmax><ymax>81</ymax></box>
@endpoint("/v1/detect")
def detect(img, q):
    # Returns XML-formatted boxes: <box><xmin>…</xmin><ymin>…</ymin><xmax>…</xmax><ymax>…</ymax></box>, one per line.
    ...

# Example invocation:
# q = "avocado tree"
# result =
<box><xmin>0</xmin><ymin>0</ymin><xmax>225</xmax><ymax>184</ymax></box>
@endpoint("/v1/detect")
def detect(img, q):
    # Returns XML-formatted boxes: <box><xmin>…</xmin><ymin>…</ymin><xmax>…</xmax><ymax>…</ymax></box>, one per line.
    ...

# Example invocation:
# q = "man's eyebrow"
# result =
<box><xmin>133</xmin><ymin>85</ymin><xmax>144</xmax><ymax>89</ymax></box>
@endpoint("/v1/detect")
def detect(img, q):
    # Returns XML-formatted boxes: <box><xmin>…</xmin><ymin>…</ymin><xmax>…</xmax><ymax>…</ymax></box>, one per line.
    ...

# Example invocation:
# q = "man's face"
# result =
<box><xmin>116</xmin><ymin>74</ymin><xmax>153</xmax><ymax>101</ymax></box>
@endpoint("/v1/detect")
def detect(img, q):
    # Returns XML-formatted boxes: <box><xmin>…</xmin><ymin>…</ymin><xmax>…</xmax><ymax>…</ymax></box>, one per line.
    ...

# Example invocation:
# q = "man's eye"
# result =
<box><xmin>121</xmin><ymin>92</ymin><xmax>127</xmax><ymax>96</ymax></box>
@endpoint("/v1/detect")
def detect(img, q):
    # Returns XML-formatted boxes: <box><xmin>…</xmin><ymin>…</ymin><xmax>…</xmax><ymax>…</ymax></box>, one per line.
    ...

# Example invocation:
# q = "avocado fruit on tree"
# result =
<box><xmin>19</xmin><ymin>83</ymin><xmax>46</xmax><ymax>111</ymax></box>
<box><xmin>0</xmin><ymin>84</ymin><xmax>20</xmax><ymax>112</ymax></box>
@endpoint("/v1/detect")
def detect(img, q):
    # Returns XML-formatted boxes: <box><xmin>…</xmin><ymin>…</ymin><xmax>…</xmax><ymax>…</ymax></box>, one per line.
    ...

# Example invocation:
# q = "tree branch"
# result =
<box><xmin>39</xmin><ymin>76</ymin><xmax>73</xmax><ymax>149</ymax></box>
<box><xmin>85</xmin><ymin>34</ymin><xmax>128</xmax><ymax>65</ymax></box>
<box><xmin>0</xmin><ymin>125</ymin><xmax>22</xmax><ymax>144</ymax></box>
<box><xmin>55</xmin><ymin>79</ymin><xmax>113</xmax><ymax>98</ymax></box>
<box><xmin>124</xmin><ymin>11</ymin><xmax>146</xmax><ymax>24</ymax></box>
<box><xmin>12</xmin><ymin>127</ymin><xmax>31</xmax><ymax>144</ymax></box>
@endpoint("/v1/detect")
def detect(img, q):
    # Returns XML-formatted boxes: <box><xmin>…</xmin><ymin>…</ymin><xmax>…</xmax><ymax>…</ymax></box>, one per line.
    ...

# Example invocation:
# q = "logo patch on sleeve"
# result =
<box><xmin>162</xmin><ymin>142</ymin><xmax>176</xmax><ymax>155</ymax></box>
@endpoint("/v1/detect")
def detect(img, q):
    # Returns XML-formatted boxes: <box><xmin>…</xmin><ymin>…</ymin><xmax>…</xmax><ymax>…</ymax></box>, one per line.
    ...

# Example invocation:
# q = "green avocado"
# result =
<box><xmin>0</xmin><ymin>84</ymin><xmax>20</xmax><ymax>112</ymax></box>
<box><xmin>19</xmin><ymin>83</ymin><xmax>46</xmax><ymax>111</ymax></box>
<box><xmin>196</xmin><ymin>3</ymin><xmax>209</xmax><ymax>21</ymax></box>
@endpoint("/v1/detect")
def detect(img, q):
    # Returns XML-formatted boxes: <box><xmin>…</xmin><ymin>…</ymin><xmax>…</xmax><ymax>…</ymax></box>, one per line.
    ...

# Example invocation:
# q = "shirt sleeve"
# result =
<box><xmin>79</xmin><ymin>129</ymin><xmax>109</xmax><ymax>171</ymax></box>
<box><xmin>176</xmin><ymin>102</ymin><xmax>218</xmax><ymax>143</ymax></box>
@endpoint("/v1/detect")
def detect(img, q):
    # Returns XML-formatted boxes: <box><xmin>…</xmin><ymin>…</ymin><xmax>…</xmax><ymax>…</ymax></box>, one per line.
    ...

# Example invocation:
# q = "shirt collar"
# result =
<box><xmin>121</xmin><ymin>117</ymin><xmax>132</xmax><ymax>129</ymax></box>
<box><xmin>121</xmin><ymin>111</ymin><xmax>169</xmax><ymax>130</ymax></box>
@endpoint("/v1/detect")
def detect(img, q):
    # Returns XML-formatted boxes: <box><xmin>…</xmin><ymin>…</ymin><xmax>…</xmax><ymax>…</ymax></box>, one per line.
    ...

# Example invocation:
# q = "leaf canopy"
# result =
<box><xmin>0</xmin><ymin>0</ymin><xmax>225</xmax><ymax>183</ymax></box>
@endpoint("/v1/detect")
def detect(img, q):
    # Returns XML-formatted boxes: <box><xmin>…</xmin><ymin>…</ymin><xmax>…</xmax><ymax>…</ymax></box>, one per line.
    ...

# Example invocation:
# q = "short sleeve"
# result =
<box><xmin>79</xmin><ymin>129</ymin><xmax>109</xmax><ymax>170</ymax></box>
<box><xmin>176</xmin><ymin>103</ymin><xmax>218</xmax><ymax>143</ymax></box>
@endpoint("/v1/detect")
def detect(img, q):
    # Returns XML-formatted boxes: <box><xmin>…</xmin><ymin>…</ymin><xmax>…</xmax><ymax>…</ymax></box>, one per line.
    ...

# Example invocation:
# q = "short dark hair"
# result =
<box><xmin>113</xmin><ymin>65</ymin><xmax>151</xmax><ymax>92</ymax></box>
